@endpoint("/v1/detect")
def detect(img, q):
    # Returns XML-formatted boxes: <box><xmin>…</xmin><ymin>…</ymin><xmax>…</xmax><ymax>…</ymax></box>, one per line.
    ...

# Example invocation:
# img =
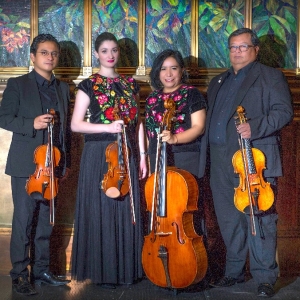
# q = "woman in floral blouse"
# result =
<box><xmin>145</xmin><ymin>49</ymin><xmax>206</xmax><ymax>178</ymax></box>
<box><xmin>71</xmin><ymin>32</ymin><xmax>147</xmax><ymax>288</ymax></box>
<box><xmin>145</xmin><ymin>49</ymin><xmax>207</xmax><ymax>235</ymax></box>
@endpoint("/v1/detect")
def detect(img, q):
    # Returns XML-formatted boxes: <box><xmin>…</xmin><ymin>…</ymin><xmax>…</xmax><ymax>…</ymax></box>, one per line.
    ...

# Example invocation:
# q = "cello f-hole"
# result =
<box><xmin>172</xmin><ymin>222</ymin><xmax>185</xmax><ymax>244</ymax></box>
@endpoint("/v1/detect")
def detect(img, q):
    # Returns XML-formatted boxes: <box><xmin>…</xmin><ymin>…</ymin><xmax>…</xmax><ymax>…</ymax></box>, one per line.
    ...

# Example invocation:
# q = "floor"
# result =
<box><xmin>0</xmin><ymin>274</ymin><xmax>300</xmax><ymax>300</ymax></box>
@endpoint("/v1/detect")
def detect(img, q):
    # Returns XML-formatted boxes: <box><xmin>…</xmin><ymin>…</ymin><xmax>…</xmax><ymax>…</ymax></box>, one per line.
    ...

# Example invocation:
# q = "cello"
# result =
<box><xmin>142</xmin><ymin>98</ymin><xmax>208</xmax><ymax>289</ymax></box>
<box><xmin>101</xmin><ymin>105</ymin><xmax>136</xmax><ymax>224</ymax></box>
<box><xmin>25</xmin><ymin>109</ymin><xmax>60</xmax><ymax>225</ymax></box>
<box><xmin>232</xmin><ymin>106</ymin><xmax>274</xmax><ymax>236</ymax></box>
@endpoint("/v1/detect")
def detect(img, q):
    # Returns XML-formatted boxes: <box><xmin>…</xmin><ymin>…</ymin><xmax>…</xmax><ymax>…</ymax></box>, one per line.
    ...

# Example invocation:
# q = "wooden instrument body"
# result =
<box><xmin>25</xmin><ymin>144</ymin><xmax>61</xmax><ymax>201</ymax></box>
<box><xmin>101</xmin><ymin>140</ymin><xmax>130</xmax><ymax>198</ymax></box>
<box><xmin>232</xmin><ymin>147</ymin><xmax>274</xmax><ymax>213</ymax></box>
<box><xmin>142</xmin><ymin>167</ymin><xmax>208</xmax><ymax>288</ymax></box>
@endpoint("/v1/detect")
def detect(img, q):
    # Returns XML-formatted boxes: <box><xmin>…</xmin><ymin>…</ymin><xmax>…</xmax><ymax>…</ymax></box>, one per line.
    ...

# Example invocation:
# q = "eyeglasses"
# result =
<box><xmin>228</xmin><ymin>44</ymin><xmax>255</xmax><ymax>53</ymax></box>
<box><xmin>37</xmin><ymin>51</ymin><xmax>59</xmax><ymax>58</ymax></box>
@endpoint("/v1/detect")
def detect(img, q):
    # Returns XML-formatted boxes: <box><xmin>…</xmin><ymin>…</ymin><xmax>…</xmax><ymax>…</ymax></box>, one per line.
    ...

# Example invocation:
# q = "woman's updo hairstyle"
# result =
<box><xmin>95</xmin><ymin>32</ymin><xmax>118</xmax><ymax>52</ymax></box>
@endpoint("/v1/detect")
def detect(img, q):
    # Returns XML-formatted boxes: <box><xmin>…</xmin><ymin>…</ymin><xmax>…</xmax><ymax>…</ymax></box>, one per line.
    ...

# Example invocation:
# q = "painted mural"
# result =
<box><xmin>145</xmin><ymin>0</ymin><xmax>191</xmax><ymax>67</ymax></box>
<box><xmin>38</xmin><ymin>0</ymin><xmax>84</xmax><ymax>67</ymax></box>
<box><xmin>92</xmin><ymin>0</ymin><xmax>138</xmax><ymax>67</ymax></box>
<box><xmin>252</xmin><ymin>0</ymin><xmax>297</xmax><ymax>69</ymax></box>
<box><xmin>198</xmin><ymin>0</ymin><xmax>245</xmax><ymax>68</ymax></box>
<box><xmin>0</xmin><ymin>0</ymin><xmax>31</xmax><ymax>67</ymax></box>
<box><xmin>0</xmin><ymin>0</ymin><xmax>298</xmax><ymax>69</ymax></box>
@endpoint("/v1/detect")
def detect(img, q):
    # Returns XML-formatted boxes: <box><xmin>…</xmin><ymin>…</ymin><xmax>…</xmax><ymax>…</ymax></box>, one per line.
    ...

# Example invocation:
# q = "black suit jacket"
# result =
<box><xmin>0</xmin><ymin>71</ymin><xmax>70</xmax><ymax>177</ymax></box>
<box><xmin>199</xmin><ymin>61</ymin><xmax>293</xmax><ymax>178</ymax></box>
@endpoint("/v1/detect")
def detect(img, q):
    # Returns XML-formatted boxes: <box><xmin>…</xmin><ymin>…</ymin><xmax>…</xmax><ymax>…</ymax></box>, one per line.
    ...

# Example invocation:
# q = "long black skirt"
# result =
<box><xmin>71</xmin><ymin>140</ymin><xmax>143</xmax><ymax>284</ymax></box>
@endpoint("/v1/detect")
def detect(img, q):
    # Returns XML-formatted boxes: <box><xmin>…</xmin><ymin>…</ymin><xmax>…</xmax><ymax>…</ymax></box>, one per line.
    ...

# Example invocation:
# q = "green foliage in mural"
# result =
<box><xmin>253</xmin><ymin>0</ymin><xmax>297</xmax><ymax>68</ymax></box>
<box><xmin>0</xmin><ymin>6</ymin><xmax>30</xmax><ymax>67</ymax></box>
<box><xmin>92</xmin><ymin>0</ymin><xmax>138</xmax><ymax>67</ymax></box>
<box><xmin>198</xmin><ymin>1</ymin><xmax>244</xmax><ymax>68</ymax></box>
<box><xmin>199</xmin><ymin>0</ymin><xmax>297</xmax><ymax>69</ymax></box>
<box><xmin>38</xmin><ymin>0</ymin><xmax>84</xmax><ymax>67</ymax></box>
<box><xmin>145</xmin><ymin>0</ymin><xmax>191</xmax><ymax>67</ymax></box>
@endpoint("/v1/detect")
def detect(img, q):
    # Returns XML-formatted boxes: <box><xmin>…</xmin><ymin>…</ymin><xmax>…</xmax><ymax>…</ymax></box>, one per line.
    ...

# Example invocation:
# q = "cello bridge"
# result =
<box><xmin>155</xmin><ymin>232</ymin><xmax>172</xmax><ymax>236</ymax></box>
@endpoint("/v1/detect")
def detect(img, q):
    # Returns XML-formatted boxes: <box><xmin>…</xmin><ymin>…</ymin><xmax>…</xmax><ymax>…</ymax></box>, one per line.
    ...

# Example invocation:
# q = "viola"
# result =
<box><xmin>25</xmin><ymin>109</ymin><xmax>60</xmax><ymax>225</ymax></box>
<box><xmin>101</xmin><ymin>105</ymin><xmax>136</xmax><ymax>224</ymax></box>
<box><xmin>232</xmin><ymin>106</ymin><xmax>274</xmax><ymax>235</ymax></box>
<box><xmin>142</xmin><ymin>98</ymin><xmax>208</xmax><ymax>289</ymax></box>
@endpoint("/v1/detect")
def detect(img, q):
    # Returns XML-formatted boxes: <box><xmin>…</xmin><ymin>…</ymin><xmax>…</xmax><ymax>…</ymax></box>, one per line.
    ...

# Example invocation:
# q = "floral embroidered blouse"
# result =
<box><xmin>145</xmin><ymin>85</ymin><xmax>207</xmax><ymax>154</ymax></box>
<box><xmin>76</xmin><ymin>73</ymin><xmax>139</xmax><ymax>142</ymax></box>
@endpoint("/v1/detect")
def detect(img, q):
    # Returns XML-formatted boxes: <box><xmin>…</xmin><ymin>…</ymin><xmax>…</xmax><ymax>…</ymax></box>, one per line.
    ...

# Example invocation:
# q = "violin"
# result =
<box><xmin>25</xmin><ymin>109</ymin><xmax>60</xmax><ymax>225</ymax></box>
<box><xmin>232</xmin><ymin>106</ymin><xmax>274</xmax><ymax>235</ymax></box>
<box><xmin>142</xmin><ymin>98</ymin><xmax>207</xmax><ymax>289</ymax></box>
<box><xmin>101</xmin><ymin>105</ymin><xmax>136</xmax><ymax>224</ymax></box>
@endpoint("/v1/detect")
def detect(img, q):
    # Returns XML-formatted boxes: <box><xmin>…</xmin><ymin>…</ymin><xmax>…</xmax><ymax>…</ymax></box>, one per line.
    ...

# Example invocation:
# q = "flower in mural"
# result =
<box><xmin>1</xmin><ymin>27</ymin><xmax>29</xmax><ymax>53</ymax></box>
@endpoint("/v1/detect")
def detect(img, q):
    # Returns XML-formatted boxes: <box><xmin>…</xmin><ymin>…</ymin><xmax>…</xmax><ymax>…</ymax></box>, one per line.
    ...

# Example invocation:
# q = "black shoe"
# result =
<box><xmin>99</xmin><ymin>283</ymin><xmax>116</xmax><ymax>289</ymax></box>
<box><xmin>209</xmin><ymin>276</ymin><xmax>243</xmax><ymax>288</ymax></box>
<box><xmin>35</xmin><ymin>272</ymin><xmax>71</xmax><ymax>286</ymax></box>
<box><xmin>257</xmin><ymin>283</ymin><xmax>275</xmax><ymax>298</ymax></box>
<box><xmin>12</xmin><ymin>276</ymin><xmax>37</xmax><ymax>295</ymax></box>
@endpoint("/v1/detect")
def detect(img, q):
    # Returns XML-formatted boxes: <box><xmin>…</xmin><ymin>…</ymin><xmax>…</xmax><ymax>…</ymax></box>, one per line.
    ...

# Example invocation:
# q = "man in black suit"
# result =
<box><xmin>0</xmin><ymin>34</ymin><xmax>71</xmax><ymax>295</ymax></box>
<box><xmin>199</xmin><ymin>28</ymin><xmax>293</xmax><ymax>298</ymax></box>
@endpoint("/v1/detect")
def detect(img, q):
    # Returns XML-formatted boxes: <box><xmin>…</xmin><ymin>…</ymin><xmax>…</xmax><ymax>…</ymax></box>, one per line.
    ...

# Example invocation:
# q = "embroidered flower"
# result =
<box><xmin>95</xmin><ymin>76</ymin><xmax>103</xmax><ymax>84</ymax></box>
<box><xmin>129</xmin><ymin>107</ymin><xmax>137</xmax><ymax>119</ymax></box>
<box><xmin>104</xmin><ymin>107</ymin><xmax>114</xmax><ymax>120</ymax></box>
<box><xmin>97</xmin><ymin>94</ymin><xmax>109</xmax><ymax>105</ymax></box>
<box><xmin>173</xmin><ymin>95</ymin><xmax>182</xmax><ymax>102</ymax></box>
<box><xmin>175</xmin><ymin>127</ymin><xmax>184</xmax><ymax>134</ymax></box>
<box><xmin>147</xmin><ymin>97</ymin><xmax>157</xmax><ymax>105</ymax></box>
<box><xmin>161</xmin><ymin>94</ymin><xmax>170</xmax><ymax>101</ymax></box>
<box><xmin>177</xmin><ymin>114</ymin><xmax>185</xmax><ymax>122</ymax></box>
<box><xmin>147</xmin><ymin>129</ymin><xmax>155</xmax><ymax>138</ymax></box>
<box><xmin>153</xmin><ymin>111</ymin><xmax>163</xmax><ymax>123</ymax></box>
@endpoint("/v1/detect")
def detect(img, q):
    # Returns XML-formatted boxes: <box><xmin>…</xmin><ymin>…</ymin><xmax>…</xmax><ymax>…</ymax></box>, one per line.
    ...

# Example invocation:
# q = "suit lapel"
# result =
<box><xmin>28</xmin><ymin>71</ymin><xmax>43</xmax><ymax>116</ymax></box>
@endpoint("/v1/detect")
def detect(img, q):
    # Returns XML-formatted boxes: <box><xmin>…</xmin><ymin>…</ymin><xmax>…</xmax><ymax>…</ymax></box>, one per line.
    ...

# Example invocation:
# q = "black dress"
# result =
<box><xmin>71</xmin><ymin>74</ymin><xmax>143</xmax><ymax>284</ymax></box>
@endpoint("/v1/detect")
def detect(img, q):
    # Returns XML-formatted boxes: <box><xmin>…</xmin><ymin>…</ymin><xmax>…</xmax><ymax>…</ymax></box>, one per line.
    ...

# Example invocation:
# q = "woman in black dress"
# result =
<box><xmin>145</xmin><ymin>49</ymin><xmax>207</xmax><ymax>236</ymax></box>
<box><xmin>71</xmin><ymin>32</ymin><xmax>147</xmax><ymax>288</ymax></box>
<box><xmin>145</xmin><ymin>49</ymin><xmax>206</xmax><ymax>180</ymax></box>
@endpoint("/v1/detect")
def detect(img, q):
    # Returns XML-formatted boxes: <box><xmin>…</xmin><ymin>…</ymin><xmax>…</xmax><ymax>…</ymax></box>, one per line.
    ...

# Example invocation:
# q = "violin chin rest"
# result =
<box><xmin>105</xmin><ymin>187</ymin><xmax>121</xmax><ymax>199</ymax></box>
